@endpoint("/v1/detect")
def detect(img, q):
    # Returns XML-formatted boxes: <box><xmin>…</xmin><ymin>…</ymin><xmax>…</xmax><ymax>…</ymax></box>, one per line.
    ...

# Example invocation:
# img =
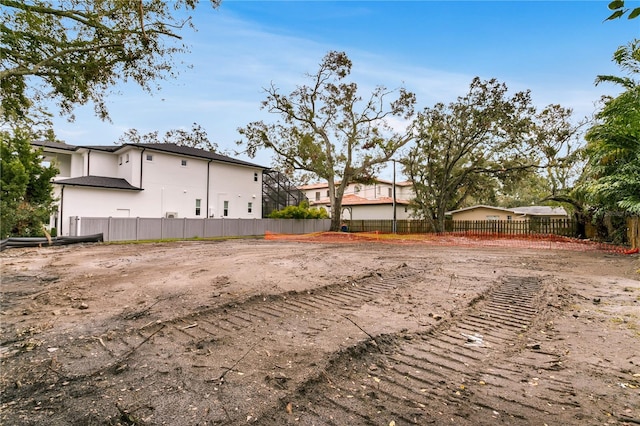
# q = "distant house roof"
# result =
<box><xmin>299</xmin><ymin>179</ymin><xmax>412</xmax><ymax>190</ymax></box>
<box><xmin>32</xmin><ymin>141</ymin><xmax>265</xmax><ymax>169</ymax></box>
<box><xmin>445</xmin><ymin>204</ymin><xmax>567</xmax><ymax>217</ymax></box>
<box><xmin>54</xmin><ymin>176</ymin><xmax>142</xmax><ymax>191</ymax></box>
<box><xmin>313</xmin><ymin>194</ymin><xmax>410</xmax><ymax>207</ymax></box>
<box><xmin>511</xmin><ymin>206</ymin><xmax>568</xmax><ymax>216</ymax></box>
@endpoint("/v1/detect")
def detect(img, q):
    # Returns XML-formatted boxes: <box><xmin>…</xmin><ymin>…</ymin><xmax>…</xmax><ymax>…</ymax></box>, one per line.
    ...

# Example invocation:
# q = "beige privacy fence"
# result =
<box><xmin>70</xmin><ymin>217</ymin><xmax>331</xmax><ymax>242</ymax></box>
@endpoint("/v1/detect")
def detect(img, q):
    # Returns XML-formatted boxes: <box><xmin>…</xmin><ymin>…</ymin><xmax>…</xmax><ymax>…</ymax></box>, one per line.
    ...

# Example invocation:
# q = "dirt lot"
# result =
<box><xmin>1</xmin><ymin>238</ymin><xmax>639</xmax><ymax>425</ymax></box>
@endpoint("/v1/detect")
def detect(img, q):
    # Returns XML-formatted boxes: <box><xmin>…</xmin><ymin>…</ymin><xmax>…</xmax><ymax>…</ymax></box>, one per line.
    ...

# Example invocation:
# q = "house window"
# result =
<box><xmin>125</xmin><ymin>153</ymin><xmax>129</xmax><ymax>163</ymax></box>
<box><xmin>507</xmin><ymin>215</ymin><xmax>512</xmax><ymax>221</ymax></box>
<box><xmin>326</xmin><ymin>190</ymin><xmax>329</xmax><ymax>197</ymax></box>
<box><xmin>486</xmin><ymin>215</ymin><xmax>500</xmax><ymax>221</ymax></box>
<box><xmin>248</xmin><ymin>202</ymin><xmax>253</xmax><ymax>213</ymax></box>
<box><xmin>119</xmin><ymin>156</ymin><xmax>123</xmax><ymax>165</ymax></box>
<box><xmin>181</xmin><ymin>159</ymin><xmax>188</xmax><ymax>166</ymax></box>
<box><xmin>377</xmin><ymin>186</ymin><xmax>381</xmax><ymax>195</ymax></box>
<box><xmin>146</xmin><ymin>154</ymin><xmax>153</xmax><ymax>161</ymax></box>
<box><xmin>388</xmin><ymin>188</ymin><xmax>392</xmax><ymax>197</ymax></box>
<box><xmin>254</xmin><ymin>172</ymin><xmax>258</xmax><ymax>182</ymax></box>
<box><xmin>315</xmin><ymin>191</ymin><xmax>320</xmax><ymax>201</ymax></box>
<box><xmin>223</xmin><ymin>201</ymin><xmax>229</xmax><ymax>217</ymax></box>
<box><xmin>354</xmin><ymin>185</ymin><xmax>361</xmax><ymax>193</ymax></box>
<box><xmin>195</xmin><ymin>199</ymin><xmax>201</xmax><ymax>216</ymax></box>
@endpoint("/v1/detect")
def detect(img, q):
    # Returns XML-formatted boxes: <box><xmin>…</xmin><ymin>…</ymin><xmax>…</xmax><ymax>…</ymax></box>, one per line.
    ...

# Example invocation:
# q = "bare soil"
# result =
<box><xmin>1</xmin><ymin>239</ymin><xmax>639</xmax><ymax>425</ymax></box>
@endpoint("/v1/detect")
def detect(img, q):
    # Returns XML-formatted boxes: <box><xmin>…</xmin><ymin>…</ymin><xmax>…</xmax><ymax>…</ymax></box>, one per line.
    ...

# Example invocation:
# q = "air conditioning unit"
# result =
<box><xmin>165</xmin><ymin>212</ymin><xmax>178</xmax><ymax>219</ymax></box>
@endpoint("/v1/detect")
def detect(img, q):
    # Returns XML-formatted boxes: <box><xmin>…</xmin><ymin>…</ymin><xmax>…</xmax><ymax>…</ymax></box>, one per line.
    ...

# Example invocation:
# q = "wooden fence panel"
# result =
<box><xmin>628</xmin><ymin>217</ymin><xmax>639</xmax><ymax>249</ymax></box>
<box><xmin>346</xmin><ymin>219</ymin><xmax>578</xmax><ymax>237</ymax></box>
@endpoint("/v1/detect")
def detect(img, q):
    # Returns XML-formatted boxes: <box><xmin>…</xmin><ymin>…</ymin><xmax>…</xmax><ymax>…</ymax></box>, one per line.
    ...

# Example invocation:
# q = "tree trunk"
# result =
<box><xmin>330</xmin><ymin>199</ymin><xmax>343</xmax><ymax>232</ymax></box>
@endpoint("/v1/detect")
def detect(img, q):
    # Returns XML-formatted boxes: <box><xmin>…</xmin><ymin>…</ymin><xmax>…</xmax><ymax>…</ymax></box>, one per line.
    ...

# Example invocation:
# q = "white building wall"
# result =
<box><xmin>140</xmin><ymin>151</ymin><xmax>209</xmax><ymax>218</ymax></box>
<box><xmin>46</xmin><ymin>144</ymin><xmax>265</xmax><ymax>234</ymax></box>
<box><xmin>345</xmin><ymin>204</ymin><xmax>411</xmax><ymax>221</ymax></box>
<box><xmin>87</xmin><ymin>150</ymin><xmax>118</xmax><ymax>177</ymax></box>
<box><xmin>42</xmin><ymin>152</ymin><xmax>72</xmax><ymax>177</ymax></box>
<box><xmin>70</xmin><ymin>152</ymin><xmax>84</xmax><ymax>177</ymax></box>
<box><xmin>209</xmin><ymin>162</ymin><xmax>262</xmax><ymax>218</ymax></box>
<box><xmin>58</xmin><ymin>187</ymin><xmax>142</xmax><ymax>235</ymax></box>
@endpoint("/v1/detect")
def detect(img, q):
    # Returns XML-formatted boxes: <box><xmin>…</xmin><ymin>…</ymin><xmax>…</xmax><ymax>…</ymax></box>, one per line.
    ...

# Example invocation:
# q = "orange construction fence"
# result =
<box><xmin>264</xmin><ymin>231</ymin><xmax>638</xmax><ymax>255</ymax></box>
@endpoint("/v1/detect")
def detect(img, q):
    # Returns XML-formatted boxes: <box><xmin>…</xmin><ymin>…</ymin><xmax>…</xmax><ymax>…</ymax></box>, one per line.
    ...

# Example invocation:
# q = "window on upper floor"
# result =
<box><xmin>388</xmin><ymin>188</ymin><xmax>392</xmax><ymax>197</ymax></box>
<box><xmin>146</xmin><ymin>154</ymin><xmax>153</xmax><ymax>161</ymax></box>
<box><xmin>181</xmin><ymin>159</ymin><xmax>188</xmax><ymax>167</ymax></box>
<box><xmin>315</xmin><ymin>191</ymin><xmax>320</xmax><ymax>201</ymax></box>
<box><xmin>125</xmin><ymin>153</ymin><xmax>129</xmax><ymax>163</ymax></box>
<box><xmin>326</xmin><ymin>190</ymin><xmax>329</xmax><ymax>197</ymax></box>
<box><xmin>377</xmin><ymin>186</ymin><xmax>381</xmax><ymax>195</ymax></box>
<box><xmin>254</xmin><ymin>172</ymin><xmax>258</xmax><ymax>182</ymax></box>
<box><xmin>119</xmin><ymin>156</ymin><xmax>123</xmax><ymax>165</ymax></box>
<box><xmin>248</xmin><ymin>202</ymin><xmax>253</xmax><ymax>214</ymax></box>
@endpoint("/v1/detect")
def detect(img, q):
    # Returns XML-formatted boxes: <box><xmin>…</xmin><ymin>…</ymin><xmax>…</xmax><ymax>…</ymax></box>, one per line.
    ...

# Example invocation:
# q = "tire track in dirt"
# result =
<box><xmin>71</xmin><ymin>265</ymin><xmax>419</xmax><ymax>374</ymax></box>
<box><xmin>1</xmin><ymin>264</ymin><xmax>424</xmax><ymax>424</ymax></box>
<box><xmin>255</xmin><ymin>275</ymin><xmax>585</xmax><ymax>425</ymax></box>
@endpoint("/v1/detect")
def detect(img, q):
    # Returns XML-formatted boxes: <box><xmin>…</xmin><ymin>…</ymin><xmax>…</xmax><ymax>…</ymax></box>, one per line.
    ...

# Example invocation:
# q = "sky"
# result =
<box><xmin>50</xmin><ymin>1</ymin><xmax>640</xmax><ymax>179</ymax></box>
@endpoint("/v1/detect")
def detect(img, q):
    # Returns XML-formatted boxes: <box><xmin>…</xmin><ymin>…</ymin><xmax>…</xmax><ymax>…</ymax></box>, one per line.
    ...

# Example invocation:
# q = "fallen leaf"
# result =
<box><xmin>286</xmin><ymin>402</ymin><xmax>293</xmax><ymax>414</ymax></box>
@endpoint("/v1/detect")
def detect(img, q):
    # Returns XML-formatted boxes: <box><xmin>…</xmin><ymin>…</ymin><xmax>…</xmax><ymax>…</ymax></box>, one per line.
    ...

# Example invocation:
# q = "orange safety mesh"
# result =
<box><xmin>264</xmin><ymin>231</ymin><xmax>637</xmax><ymax>254</ymax></box>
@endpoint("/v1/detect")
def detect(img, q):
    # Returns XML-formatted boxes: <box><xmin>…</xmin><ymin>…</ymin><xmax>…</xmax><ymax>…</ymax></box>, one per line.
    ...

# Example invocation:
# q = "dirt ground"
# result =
<box><xmin>1</xmin><ymin>238</ymin><xmax>639</xmax><ymax>425</ymax></box>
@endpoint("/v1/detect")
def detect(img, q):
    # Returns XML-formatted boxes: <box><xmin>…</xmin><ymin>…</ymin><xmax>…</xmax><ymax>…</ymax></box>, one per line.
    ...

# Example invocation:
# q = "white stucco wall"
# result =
<box><xmin>343</xmin><ymin>204</ymin><xmax>412</xmax><ymax>220</ymax></box>
<box><xmin>87</xmin><ymin>150</ymin><xmax>118</xmax><ymax>177</ymax></box>
<box><xmin>45</xmin><ymin>143</ymin><xmax>264</xmax><ymax>234</ymax></box>
<box><xmin>209</xmin><ymin>162</ymin><xmax>262</xmax><ymax>218</ymax></box>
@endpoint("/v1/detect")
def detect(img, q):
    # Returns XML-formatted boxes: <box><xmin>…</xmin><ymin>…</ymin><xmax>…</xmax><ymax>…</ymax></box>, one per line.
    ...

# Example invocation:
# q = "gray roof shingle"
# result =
<box><xmin>54</xmin><ymin>176</ymin><xmax>142</xmax><ymax>191</ymax></box>
<box><xmin>122</xmin><ymin>143</ymin><xmax>264</xmax><ymax>168</ymax></box>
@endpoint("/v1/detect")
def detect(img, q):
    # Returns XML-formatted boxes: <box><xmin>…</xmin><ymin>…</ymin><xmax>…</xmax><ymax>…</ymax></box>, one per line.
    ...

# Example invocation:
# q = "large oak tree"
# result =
<box><xmin>404</xmin><ymin>78</ymin><xmax>538</xmax><ymax>232</ymax></box>
<box><xmin>1</xmin><ymin>0</ymin><xmax>220</xmax><ymax>122</ymax></box>
<box><xmin>238</xmin><ymin>51</ymin><xmax>416</xmax><ymax>231</ymax></box>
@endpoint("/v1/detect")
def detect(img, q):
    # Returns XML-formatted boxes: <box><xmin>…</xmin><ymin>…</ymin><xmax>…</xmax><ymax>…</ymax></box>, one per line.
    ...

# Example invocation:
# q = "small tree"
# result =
<box><xmin>268</xmin><ymin>201</ymin><xmax>329</xmax><ymax>219</ymax></box>
<box><xmin>238</xmin><ymin>51</ymin><xmax>416</xmax><ymax>231</ymax></box>
<box><xmin>0</xmin><ymin>128</ymin><xmax>58</xmax><ymax>237</ymax></box>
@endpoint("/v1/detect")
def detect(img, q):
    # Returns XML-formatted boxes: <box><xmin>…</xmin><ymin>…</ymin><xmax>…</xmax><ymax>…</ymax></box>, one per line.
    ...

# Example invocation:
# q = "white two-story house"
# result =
<box><xmin>34</xmin><ymin>141</ymin><xmax>266</xmax><ymax>236</ymax></box>
<box><xmin>298</xmin><ymin>179</ymin><xmax>415</xmax><ymax>221</ymax></box>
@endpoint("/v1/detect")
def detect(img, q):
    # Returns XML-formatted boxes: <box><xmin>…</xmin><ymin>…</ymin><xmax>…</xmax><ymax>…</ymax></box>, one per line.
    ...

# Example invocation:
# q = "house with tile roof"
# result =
<box><xmin>298</xmin><ymin>179</ymin><xmax>415</xmax><ymax>221</ymax></box>
<box><xmin>445</xmin><ymin>205</ymin><xmax>568</xmax><ymax>221</ymax></box>
<box><xmin>34</xmin><ymin>141</ymin><xmax>266</xmax><ymax>236</ymax></box>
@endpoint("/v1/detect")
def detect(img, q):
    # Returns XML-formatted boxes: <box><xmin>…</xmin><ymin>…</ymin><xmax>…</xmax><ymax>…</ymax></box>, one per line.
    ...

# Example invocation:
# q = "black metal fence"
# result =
<box><xmin>346</xmin><ymin>219</ymin><xmax>578</xmax><ymax>237</ymax></box>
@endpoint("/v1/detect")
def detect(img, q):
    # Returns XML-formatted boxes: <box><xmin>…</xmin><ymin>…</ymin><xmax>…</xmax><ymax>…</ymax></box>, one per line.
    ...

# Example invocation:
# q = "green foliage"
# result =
<box><xmin>267</xmin><ymin>202</ymin><xmax>329</xmax><ymax>219</ymax></box>
<box><xmin>0</xmin><ymin>0</ymin><xmax>220</xmax><ymax>122</ymax></box>
<box><xmin>238</xmin><ymin>51</ymin><xmax>416</xmax><ymax>231</ymax></box>
<box><xmin>0</xmin><ymin>128</ymin><xmax>59</xmax><ymax>237</ymax></box>
<box><xmin>117</xmin><ymin>122</ymin><xmax>219</xmax><ymax>151</ymax></box>
<box><xmin>583</xmin><ymin>40</ymin><xmax>640</xmax><ymax>216</ymax></box>
<box><xmin>605</xmin><ymin>0</ymin><xmax>640</xmax><ymax>20</ymax></box>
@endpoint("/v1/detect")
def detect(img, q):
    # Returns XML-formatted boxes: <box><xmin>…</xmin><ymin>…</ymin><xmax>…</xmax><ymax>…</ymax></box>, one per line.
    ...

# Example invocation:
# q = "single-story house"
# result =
<box><xmin>446</xmin><ymin>205</ymin><xmax>568</xmax><ymax>221</ymax></box>
<box><xmin>34</xmin><ymin>141</ymin><xmax>266</xmax><ymax>236</ymax></box>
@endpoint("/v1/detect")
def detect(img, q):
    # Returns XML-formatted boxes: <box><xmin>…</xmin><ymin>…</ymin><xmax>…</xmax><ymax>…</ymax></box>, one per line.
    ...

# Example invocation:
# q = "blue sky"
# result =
<box><xmin>51</xmin><ymin>1</ymin><xmax>639</xmax><ymax>175</ymax></box>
